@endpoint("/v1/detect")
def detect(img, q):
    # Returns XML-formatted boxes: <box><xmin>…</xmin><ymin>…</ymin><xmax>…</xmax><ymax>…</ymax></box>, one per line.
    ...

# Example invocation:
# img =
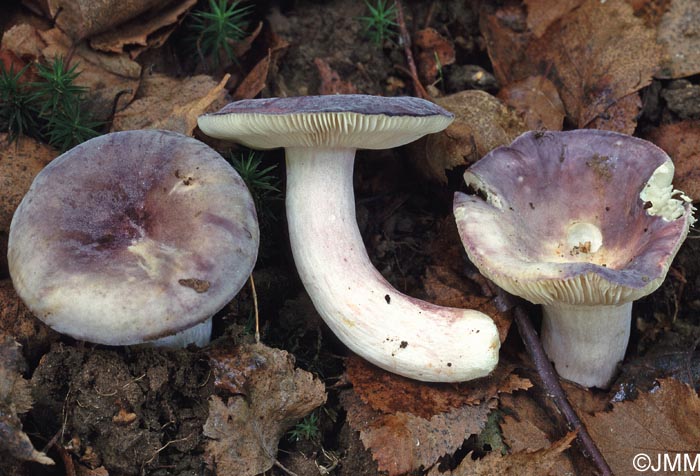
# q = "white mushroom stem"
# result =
<box><xmin>148</xmin><ymin>318</ymin><xmax>212</xmax><ymax>348</ymax></box>
<box><xmin>541</xmin><ymin>302</ymin><xmax>632</xmax><ymax>388</ymax></box>
<box><xmin>284</xmin><ymin>146</ymin><xmax>500</xmax><ymax>382</ymax></box>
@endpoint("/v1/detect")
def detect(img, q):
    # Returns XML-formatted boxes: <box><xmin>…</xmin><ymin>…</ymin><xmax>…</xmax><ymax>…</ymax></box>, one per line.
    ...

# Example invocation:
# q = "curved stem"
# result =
<box><xmin>284</xmin><ymin>147</ymin><xmax>499</xmax><ymax>382</ymax></box>
<box><xmin>541</xmin><ymin>302</ymin><xmax>632</xmax><ymax>388</ymax></box>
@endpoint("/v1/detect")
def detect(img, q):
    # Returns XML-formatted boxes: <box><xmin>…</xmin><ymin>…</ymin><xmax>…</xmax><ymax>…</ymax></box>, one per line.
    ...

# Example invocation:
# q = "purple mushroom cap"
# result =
<box><xmin>8</xmin><ymin>130</ymin><xmax>259</xmax><ymax>345</ymax></box>
<box><xmin>453</xmin><ymin>130</ymin><xmax>694</xmax><ymax>306</ymax></box>
<box><xmin>197</xmin><ymin>95</ymin><xmax>454</xmax><ymax>150</ymax></box>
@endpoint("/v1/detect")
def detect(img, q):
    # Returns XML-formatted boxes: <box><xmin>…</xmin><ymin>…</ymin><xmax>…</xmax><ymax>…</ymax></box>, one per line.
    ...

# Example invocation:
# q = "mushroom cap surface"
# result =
<box><xmin>8</xmin><ymin>130</ymin><xmax>259</xmax><ymax>344</ymax></box>
<box><xmin>453</xmin><ymin>130</ymin><xmax>694</xmax><ymax>306</ymax></box>
<box><xmin>197</xmin><ymin>94</ymin><xmax>454</xmax><ymax>149</ymax></box>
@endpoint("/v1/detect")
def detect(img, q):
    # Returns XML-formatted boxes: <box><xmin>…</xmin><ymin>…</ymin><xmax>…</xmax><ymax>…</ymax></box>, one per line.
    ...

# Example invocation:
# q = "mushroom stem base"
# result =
<box><xmin>541</xmin><ymin>302</ymin><xmax>632</xmax><ymax>388</ymax></box>
<box><xmin>147</xmin><ymin>318</ymin><xmax>212</xmax><ymax>348</ymax></box>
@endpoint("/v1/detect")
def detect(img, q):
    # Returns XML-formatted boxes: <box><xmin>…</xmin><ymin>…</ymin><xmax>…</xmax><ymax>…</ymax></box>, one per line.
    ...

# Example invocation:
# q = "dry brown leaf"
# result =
<box><xmin>582</xmin><ymin>378</ymin><xmax>700</xmax><ymax>476</ymax></box>
<box><xmin>0</xmin><ymin>134</ymin><xmax>55</xmax><ymax>275</ymax></box>
<box><xmin>233</xmin><ymin>30</ymin><xmax>289</xmax><ymax>100</ymax></box>
<box><xmin>234</xmin><ymin>53</ymin><xmax>272</xmax><ymax>100</ymax></box>
<box><xmin>500</xmin><ymin>415</ymin><xmax>551</xmax><ymax>453</ymax></box>
<box><xmin>497</xmin><ymin>76</ymin><xmax>565</xmax><ymax>131</ymax></box>
<box><xmin>1</xmin><ymin>23</ymin><xmax>46</xmax><ymax>60</ymax></box>
<box><xmin>89</xmin><ymin>0</ymin><xmax>197</xmax><ymax>58</ymax></box>
<box><xmin>422</xmin><ymin>266</ymin><xmax>512</xmax><ymax>342</ymax></box>
<box><xmin>646</xmin><ymin>121</ymin><xmax>700</xmax><ymax>201</ymax></box>
<box><xmin>37</xmin><ymin>28</ymin><xmax>141</xmax><ymax>121</ymax></box>
<box><xmin>587</xmin><ymin>92</ymin><xmax>641</xmax><ymax>135</ymax></box>
<box><xmin>112</xmin><ymin>73</ymin><xmax>229</xmax><ymax>135</ymax></box>
<box><xmin>0</xmin><ymin>280</ymin><xmax>59</xmax><ymax>362</ymax></box>
<box><xmin>346</xmin><ymin>356</ymin><xmax>530</xmax><ymax>418</ymax></box>
<box><xmin>656</xmin><ymin>0</ymin><xmax>700</xmax><ymax>79</ymax></box>
<box><xmin>523</xmin><ymin>0</ymin><xmax>584</xmax><ymax>37</ymax></box>
<box><xmin>482</xmin><ymin>0</ymin><xmax>660</xmax><ymax>127</ymax></box>
<box><xmin>203</xmin><ymin>343</ymin><xmax>326</xmax><ymax>476</ymax></box>
<box><xmin>445</xmin><ymin>431</ymin><xmax>576</xmax><ymax>476</ymax></box>
<box><xmin>414</xmin><ymin>28</ymin><xmax>456</xmax><ymax>84</ymax></box>
<box><xmin>47</xmin><ymin>0</ymin><xmax>172</xmax><ymax>40</ymax></box>
<box><xmin>0</xmin><ymin>334</ymin><xmax>54</xmax><ymax>465</ymax></box>
<box><xmin>342</xmin><ymin>388</ymin><xmax>495</xmax><ymax>476</ymax></box>
<box><xmin>314</xmin><ymin>57</ymin><xmax>358</xmax><ymax>95</ymax></box>
<box><xmin>407</xmin><ymin>90</ymin><xmax>527</xmax><ymax>183</ymax></box>
<box><xmin>75</xmin><ymin>466</ymin><xmax>109</xmax><ymax>476</ymax></box>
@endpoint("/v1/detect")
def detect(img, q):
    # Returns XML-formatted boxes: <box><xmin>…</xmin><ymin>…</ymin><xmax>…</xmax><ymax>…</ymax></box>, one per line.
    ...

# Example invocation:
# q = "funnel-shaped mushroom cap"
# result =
<box><xmin>197</xmin><ymin>94</ymin><xmax>454</xmax><ymax>150</ymax></box>
<box><xmin>8</xmin><ymin>130</ymin><xmax>259</xmax><ymax>345</ymax></box>
<box><xmin>454</xmin><ymin>130</ymin><xmax>694</xmax><ymax>306</ymax></box>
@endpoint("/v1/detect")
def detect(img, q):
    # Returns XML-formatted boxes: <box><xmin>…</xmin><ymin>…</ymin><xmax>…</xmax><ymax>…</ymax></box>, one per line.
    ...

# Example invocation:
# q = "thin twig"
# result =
<box><xmin>250</xmin><ymin>274</ymin><xmax>260</xmax><ymax>343</ymax></box>
<box><xmin>274</xmin><ymin>459</ymin><xmax>299</xmax><ymax>476</ymax></box>
<box><xmin>513</xmin><ymin>305</ymin><xmax>613</xmax><ymax>476</ymax></box>
<box><xmin>395</xmin><ymin>0</ymin><xmax>430</xmax><ymax>99</ymax></box>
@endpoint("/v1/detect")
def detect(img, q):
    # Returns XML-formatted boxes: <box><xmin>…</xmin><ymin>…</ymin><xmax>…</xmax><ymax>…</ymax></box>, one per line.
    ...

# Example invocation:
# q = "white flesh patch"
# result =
<box><xmin>640</xmin><ymin>161</ymin><xmax>691</xmax><ymax>221</ymax></box>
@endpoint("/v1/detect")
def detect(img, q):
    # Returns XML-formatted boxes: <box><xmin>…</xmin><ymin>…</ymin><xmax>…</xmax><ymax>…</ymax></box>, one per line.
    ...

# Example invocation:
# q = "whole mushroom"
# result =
<box><xmin>8</xmin><ymin>130</ymin><xmax>259</xmax><ymax>347</ymax></box>
<box><xmin>453</xmin><ymin>130</ymin><xmax>694</xmax><ymax>388</ymax></box>
<box><xmin>198</xmin><ymin>95</ymin><xmax>500</xmax><ymax>382</ymax></box>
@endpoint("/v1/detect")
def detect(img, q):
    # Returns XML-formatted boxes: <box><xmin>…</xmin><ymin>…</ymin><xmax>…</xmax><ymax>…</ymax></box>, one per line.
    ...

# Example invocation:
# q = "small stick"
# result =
<box><xmin>513</xmin><ymin>305</ymin><xmax>613</xmax><ymax>476</ymax></box>
<box><xmin>395</xmin><ymin>1</ymin><xmax>430</xmax><ymax>99</ymax></box>
<box><xmin>250</xmin><ymin>274</ymin><xmax>260</xmax><ymax>343</ymax></box>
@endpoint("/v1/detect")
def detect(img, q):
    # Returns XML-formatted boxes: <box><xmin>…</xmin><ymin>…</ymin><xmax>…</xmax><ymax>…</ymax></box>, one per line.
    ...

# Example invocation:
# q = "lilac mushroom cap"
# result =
<box><xmin>454</xmin><ymin>129</ymin><xmax>694</xmax><ymax>388</ymax></box>
<box><xmin>8</xmin><ymin>130</ymin><xmax>259</xmax><ymax>347</ymax></box>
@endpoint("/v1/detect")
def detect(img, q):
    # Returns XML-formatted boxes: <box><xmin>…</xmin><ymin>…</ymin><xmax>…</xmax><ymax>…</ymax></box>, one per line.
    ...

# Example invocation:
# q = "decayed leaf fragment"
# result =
<box><xmin>203</xmin><ymin>343</ymin><xmax>326</xmax><ymax>476</ymax></box>
<box><xmin>655</xmin><ymin>0</ymin><xmax>700</xmax><ymax>79</ymax></box>
<box><xmin>341</xmin><ymin>388</ymin><xmax>495</xmax><ymax>476</ymax></box>
<box><xmin>111</xmin><ymin>73</ymin><xmax>229</xmax><ymax>135</ymax></box>
<box><xmin>582</xmin><ymin>378</ymin><xmax>700</xmax><ymax>476</ymax></box>
<box><xmin>497</xmin><ymin>76</ymin><xmax>565</xmax><ymax>131</ymax></box>
<box><xmin>47</xmin><ymin>0</ymin><xmax>174</xmax><ymax>40</ymax></box>
<box><xmin>0</xmin><ymin>281</ymin><xmax>59</xmax><ymax>363</ymax></box>
<box><xmin>342</xmin><ymin>356</ymin><xmax>530</xmax><ymax>475</ymax></box>
<box><xmin>414</xmin><ymin>28</ymin><xmax>456</xmax><ymax>84</ymax></box>
<box><xmin>481</xmin><ymin>0</ymin><xmax>660</xmax><ymax>127</ymax></box>
<box><xmin>407</xmin><ymin>90</ymin><xmax>526</xmax><ymax>183</ymax></box>
<box><xmin>437</xmin><ymin>431</ymin><xmax>576</xmax><ymax>476</ymax></box>
<box><xmin>0</xmin><ymin>334</ymin><xmax>54</xmax><ymax>465</ymax></box>
<box><xmin>89</xmin><ymin>0</ymin><xmax>197</xmax><ymax>58</ymax></box>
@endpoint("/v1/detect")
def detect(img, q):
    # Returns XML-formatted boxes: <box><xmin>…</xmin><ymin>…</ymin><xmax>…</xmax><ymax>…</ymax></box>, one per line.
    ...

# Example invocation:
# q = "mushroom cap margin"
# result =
<box><xmin>197</xmin><ymin>95</ymin><xmax>454</xmax><ymax>150</ymax></box>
